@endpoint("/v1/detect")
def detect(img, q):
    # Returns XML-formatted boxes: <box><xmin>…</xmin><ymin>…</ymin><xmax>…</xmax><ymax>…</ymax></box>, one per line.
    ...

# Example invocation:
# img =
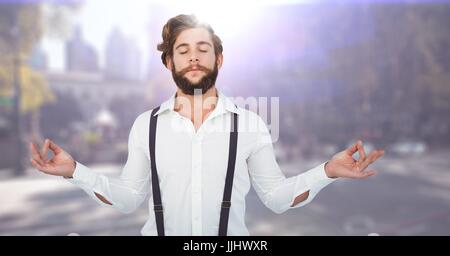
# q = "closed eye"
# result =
<box><xmin>179</xmin><ymin>50</ymin><xmax>207</xmax><ymax>54</ymax></box>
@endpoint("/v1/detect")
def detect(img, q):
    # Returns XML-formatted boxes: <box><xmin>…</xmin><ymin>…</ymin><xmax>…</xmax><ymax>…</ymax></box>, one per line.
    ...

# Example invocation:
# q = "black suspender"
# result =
<box><xmin>148</xmin><ymin>106</ymin><xmax>239</xmax><ymax>236</ymax></box>
<box><xmin>149</xmin><ymin>106</ymin><xmax>164</xmax><ymax>236</ymax></box>
<box><xmin>218</xmin><ymin>112</ymin><xmax>238</xmax><ymax>236</ymax></box>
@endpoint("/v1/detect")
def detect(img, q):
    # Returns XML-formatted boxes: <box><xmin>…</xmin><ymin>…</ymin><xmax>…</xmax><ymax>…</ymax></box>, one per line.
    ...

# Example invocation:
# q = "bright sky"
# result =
<box><xmin>40</xmin><ymin>0</ymin><xmax>317</xmax><ymax>73</ymax></box>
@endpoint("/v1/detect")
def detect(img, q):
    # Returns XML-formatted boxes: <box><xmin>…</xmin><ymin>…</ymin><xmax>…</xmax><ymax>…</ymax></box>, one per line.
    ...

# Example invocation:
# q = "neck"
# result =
<box><xmin>174</xmin><ymin>86</ymin><xmax>218</xmax><ymax>124</ymax></box>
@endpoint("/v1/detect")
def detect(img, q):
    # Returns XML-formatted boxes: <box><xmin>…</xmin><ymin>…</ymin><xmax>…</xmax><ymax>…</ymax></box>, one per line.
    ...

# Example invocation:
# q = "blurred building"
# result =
<box><xmin>42</xmin><ymin>70</ymin><xmax>153</xmax><ymax>163</ymax></box>
<box><xmin>65</xmin><ymin>26</ymin><xmax>99</xmax><ymax>73</ymax></box>
<box><xmin>44</xmin><ymin>71</ymin><xmax>149</xmax><ymax>122</ymax></box>
<box><xmin>104</xmin><ymin>28</ymin><xmax>142</xmax><ymax>81</ymax></box>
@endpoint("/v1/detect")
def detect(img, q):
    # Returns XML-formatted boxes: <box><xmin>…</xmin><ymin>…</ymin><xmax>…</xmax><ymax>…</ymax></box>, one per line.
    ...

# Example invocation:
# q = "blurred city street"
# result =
<box><xmin>1</xmin><ymin>150</ymin><xmax>449</xmax><ymax>236</ymax></box>
<box><xmin>1</xmin><ymin>0</ymin><xmax>450</xmax><ymax>237</ymax></box>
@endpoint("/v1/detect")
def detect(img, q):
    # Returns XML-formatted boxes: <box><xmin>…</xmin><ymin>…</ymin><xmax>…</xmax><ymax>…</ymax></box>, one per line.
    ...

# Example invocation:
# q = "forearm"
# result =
<box><xmin>289</xmin><ymin>162</ymin><xmax>337</xmax><ymax>208</ymax></box>
<box><xmin>67</xmin><ymin>162</ymin><xmax>148</xmax><ymax>213</ymax></box>
<box><xmin>65</xmin><ymin>162</ymin><xmax>111</xmax><ymax>205</ymax></box>
<box><xmin>65</xmin><ymin>162</ymin><xmax>114</xmax><ymax>206</ymax></box>
<box><xmin>290</xmin><ymin>161</ymin><xmax>333</xmax><ymax>207</ymax></box>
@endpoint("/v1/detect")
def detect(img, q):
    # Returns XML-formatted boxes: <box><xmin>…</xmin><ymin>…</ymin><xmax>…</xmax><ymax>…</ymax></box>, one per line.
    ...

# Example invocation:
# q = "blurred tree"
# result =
<box><xmin>325</xmin><ymin>4</ymin><xmax>450</xmax><ymax>147</ymax></box>
<box><xmin>39</xmin><ymin>90</ymin><xmax>83</xmax><ymax>141</ymax></box>
<box><xmin>0</xmin><ymin>4</ymin><xmax>51</xmax><ymax>173</ymax></box>
<box><xmin>0</xmin><ymin>2</ymin><xmax>82</xmax><ymax>122</ymax></box>
<box><xmin>255</xmin><ymin>3</ymin><xmax>450</xmax><ymax>150</ymax></box>
<box><xmin>0</xmin><ymin>2</ymin><xmax>81</xmax><ymax>173</ymax></box>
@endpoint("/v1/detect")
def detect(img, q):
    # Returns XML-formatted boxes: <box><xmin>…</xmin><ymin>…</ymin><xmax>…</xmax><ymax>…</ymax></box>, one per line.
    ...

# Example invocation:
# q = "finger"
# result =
<box><xmin>40</xmin><ymin>139</ymin><xmax>51</xmax><ymax>162</ymax></box>
<box><xmin>346</xmin><ymin>170</ymin><xmax>372</xmax><ymax>179</ymax></box>
<box><xmin>32</xmin><ymin>158</ymin><xmax>56</xmax><ymax>175</ymax></box>
<box><xmin>31</xmin><ymin>158</ymin><xmax>48</xmax><ymax>173</ymax></box>
<box><xmin>345</xmin><ymin>141</ymin><xmax>359</xmax><ymax>156</ymax></box>
<box><xmin>359</xmin><ymin>151</ymin><xmax>378</xmax><ymax>170</ymax></box>
<box><xmin>356</xmin><ymin>140</ymin><xmax>366</xmax><ymax>163</ymax></box>
<box><xmin>29</xmin><ymin>142</ymin><xmax>45</xmax><ymax>166</ymax></box>
<box><xmin>30</xmin><ymin>158</ymin><xmax>42</xmax><ymax>169</ymax></box>
<box><xmin>361</xmin><ymin>170</ymin><xmax>377</xmax><ymax>178</ymax></box>
<box><xmin>49</xmin><ymin>140</ymin><xmax>63</xmax><ymax>155</ymax></box>
<box><xmin>366</xmin><ymin>170</ymin><xmax>377</xmax><ymax>176</ymax></box>
<box><xmin>360</xmin><ymin>150</ymin><xmax>385</xmax><ymax>171</ymax></box>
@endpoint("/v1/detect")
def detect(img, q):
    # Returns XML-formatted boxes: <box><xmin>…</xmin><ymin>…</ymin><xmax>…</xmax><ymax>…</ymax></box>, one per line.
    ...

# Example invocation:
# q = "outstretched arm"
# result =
<box><xmin>30</xmin><ymin>141</ymin><xmax>114</xmax><ymax>205</ymax></box>
<box><xmin>291</xmin><ymin>141</ymin><xmax>384</xmax><ymax>207</ymax></box>
<box><xmin>29</xmin><ymin>113</ymin><xmax>151</xmax><ymax>213</ymax></box>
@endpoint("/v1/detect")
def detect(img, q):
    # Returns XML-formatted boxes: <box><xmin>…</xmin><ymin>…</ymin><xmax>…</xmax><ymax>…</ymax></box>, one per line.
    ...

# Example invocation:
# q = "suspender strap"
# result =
<box><xmin>149</xmin><ymin>106</ymin><xmax>165</xmax><ymax>236</ymax></box>
<box><xmin>218</xmin><ymin>112</ymin><xmax>239</xmax><ymax>236</ymax></box>
<box><xmin>149</xmin><ymin>107</ymin><xmax>239</xmax><ymax>236</ymax></box>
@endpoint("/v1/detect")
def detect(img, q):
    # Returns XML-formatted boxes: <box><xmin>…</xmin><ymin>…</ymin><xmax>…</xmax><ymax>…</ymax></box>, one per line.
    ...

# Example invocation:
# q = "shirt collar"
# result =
<box><xmin>152</xmin><ymin>89</ymin><xmax>240</xmax><ymax>117</ymax></box>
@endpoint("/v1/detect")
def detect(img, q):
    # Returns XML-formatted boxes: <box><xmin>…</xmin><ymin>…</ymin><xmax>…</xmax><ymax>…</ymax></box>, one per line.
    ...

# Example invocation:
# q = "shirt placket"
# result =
<box><xmin>191</xmin><ymin>131</ymin><xmax>203</xmax><ymax>235</ymax></box>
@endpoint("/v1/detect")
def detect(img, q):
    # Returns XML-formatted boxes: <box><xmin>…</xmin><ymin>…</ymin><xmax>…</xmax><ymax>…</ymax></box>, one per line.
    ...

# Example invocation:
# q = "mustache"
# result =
<box><xmin>177</xmin><ymin>65</ymin><xmax>211</xmax><ymax>76</ymax></box>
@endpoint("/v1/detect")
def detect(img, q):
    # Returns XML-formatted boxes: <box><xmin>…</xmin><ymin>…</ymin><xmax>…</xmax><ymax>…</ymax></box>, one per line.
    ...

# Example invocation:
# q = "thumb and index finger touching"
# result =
<box><xmin>346</xmin><ymin>140</ymin><xmax>365</xmax><ymax>157</ymax></box>
<box><xmin>346</xmin><ymin>139</ymin><xmax>385</xmax><ymax>169</ymax></box>
<box><xmin>29</xmin><ymin>138</ymin><xmax>63</xmax><ymax>162</ymax></box>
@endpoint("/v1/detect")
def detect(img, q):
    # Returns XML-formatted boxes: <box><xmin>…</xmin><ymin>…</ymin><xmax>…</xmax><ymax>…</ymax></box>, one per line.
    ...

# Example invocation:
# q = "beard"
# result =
<box><xmin>171</xmin><ymin>62</ymin><xmax>219</xmax><ymax>95</ymax></box>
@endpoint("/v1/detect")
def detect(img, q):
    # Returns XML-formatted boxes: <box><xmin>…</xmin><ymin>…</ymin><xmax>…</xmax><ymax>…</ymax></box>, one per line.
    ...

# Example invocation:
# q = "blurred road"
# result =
<box><xmin>1</xmin><ymin>150</ymin><xmax>449</xmax><ymax>236</ymax></box>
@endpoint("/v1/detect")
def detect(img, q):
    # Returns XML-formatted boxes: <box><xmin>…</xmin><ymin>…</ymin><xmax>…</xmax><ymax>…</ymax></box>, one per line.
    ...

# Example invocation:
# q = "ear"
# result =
<box><xmin>165</xmin><ymin>55</ymin><xmax>173</xmax><ymax>71</ymax></box>
<box><xmin>216</xmin><ymin>53</ymin><xmax>223</xmax><ymax>69</ymax></box>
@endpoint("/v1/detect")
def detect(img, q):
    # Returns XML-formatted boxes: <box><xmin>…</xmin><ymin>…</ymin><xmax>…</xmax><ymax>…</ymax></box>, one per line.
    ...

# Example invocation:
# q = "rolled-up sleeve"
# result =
<box><xmin>247</xmin><ymin>116</ymin><xmax>337</xmax><ymax>214</ymax></box>
<box><xmin>65</xmin><ymin>113</ymin><xmax>151</xmax><ymax>214</ymax></box>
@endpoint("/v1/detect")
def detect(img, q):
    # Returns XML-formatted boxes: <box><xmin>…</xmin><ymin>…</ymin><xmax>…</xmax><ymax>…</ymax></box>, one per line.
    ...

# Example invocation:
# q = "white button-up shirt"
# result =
<box><xmin>67</xmin><ymin>90</ymin><xmax>337</xmax><ymax>236</ymax></box>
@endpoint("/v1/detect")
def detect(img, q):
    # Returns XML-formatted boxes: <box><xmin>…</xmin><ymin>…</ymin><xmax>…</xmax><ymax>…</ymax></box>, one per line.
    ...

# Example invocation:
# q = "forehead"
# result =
<box><xmin>174</xmin><ymin>27</ymin><xmax>213</xmax><ymax>47</ymax></box>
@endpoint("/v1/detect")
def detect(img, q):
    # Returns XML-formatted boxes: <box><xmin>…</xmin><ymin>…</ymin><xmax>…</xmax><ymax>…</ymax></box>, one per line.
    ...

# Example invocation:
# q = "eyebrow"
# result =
<box><xmin>175</xmin><ymin>41</ymin><xmax>212</xmax><ymax>50</ymax></box>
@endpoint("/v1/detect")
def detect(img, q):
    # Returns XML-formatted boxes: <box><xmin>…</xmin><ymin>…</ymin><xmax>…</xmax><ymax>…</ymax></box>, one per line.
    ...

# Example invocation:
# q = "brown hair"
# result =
<box><xmin>157</xmin><ymin>14</ymin><xmax>223</xmax><ymax>67</ymax></box>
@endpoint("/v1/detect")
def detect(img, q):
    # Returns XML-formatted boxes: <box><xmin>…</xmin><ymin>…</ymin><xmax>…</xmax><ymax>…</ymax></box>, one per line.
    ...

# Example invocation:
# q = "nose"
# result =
<box><xmin>189</xmin><ymin>55</ymin><xmax>199</xmax><ymax>64</ymax></box>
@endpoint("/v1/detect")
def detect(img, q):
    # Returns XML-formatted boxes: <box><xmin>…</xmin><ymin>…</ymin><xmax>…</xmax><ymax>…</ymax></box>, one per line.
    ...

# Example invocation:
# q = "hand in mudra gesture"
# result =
<box><xmin>325</xmin><ymin>140</ymin><xmax>385</xmax><ymax>179</ymax></box>
<box><xmin>29</xmin><ymin>139</ymin><xmax>76</xmax><ymax>178</ymax></box>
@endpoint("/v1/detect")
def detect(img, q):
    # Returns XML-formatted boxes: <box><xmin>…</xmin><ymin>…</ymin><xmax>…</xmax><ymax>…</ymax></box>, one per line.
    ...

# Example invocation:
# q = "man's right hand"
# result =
<box><xmin>29</xmin><ymin>139</ymin><xmax>76</xmax><ymax>178</ymax></box>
